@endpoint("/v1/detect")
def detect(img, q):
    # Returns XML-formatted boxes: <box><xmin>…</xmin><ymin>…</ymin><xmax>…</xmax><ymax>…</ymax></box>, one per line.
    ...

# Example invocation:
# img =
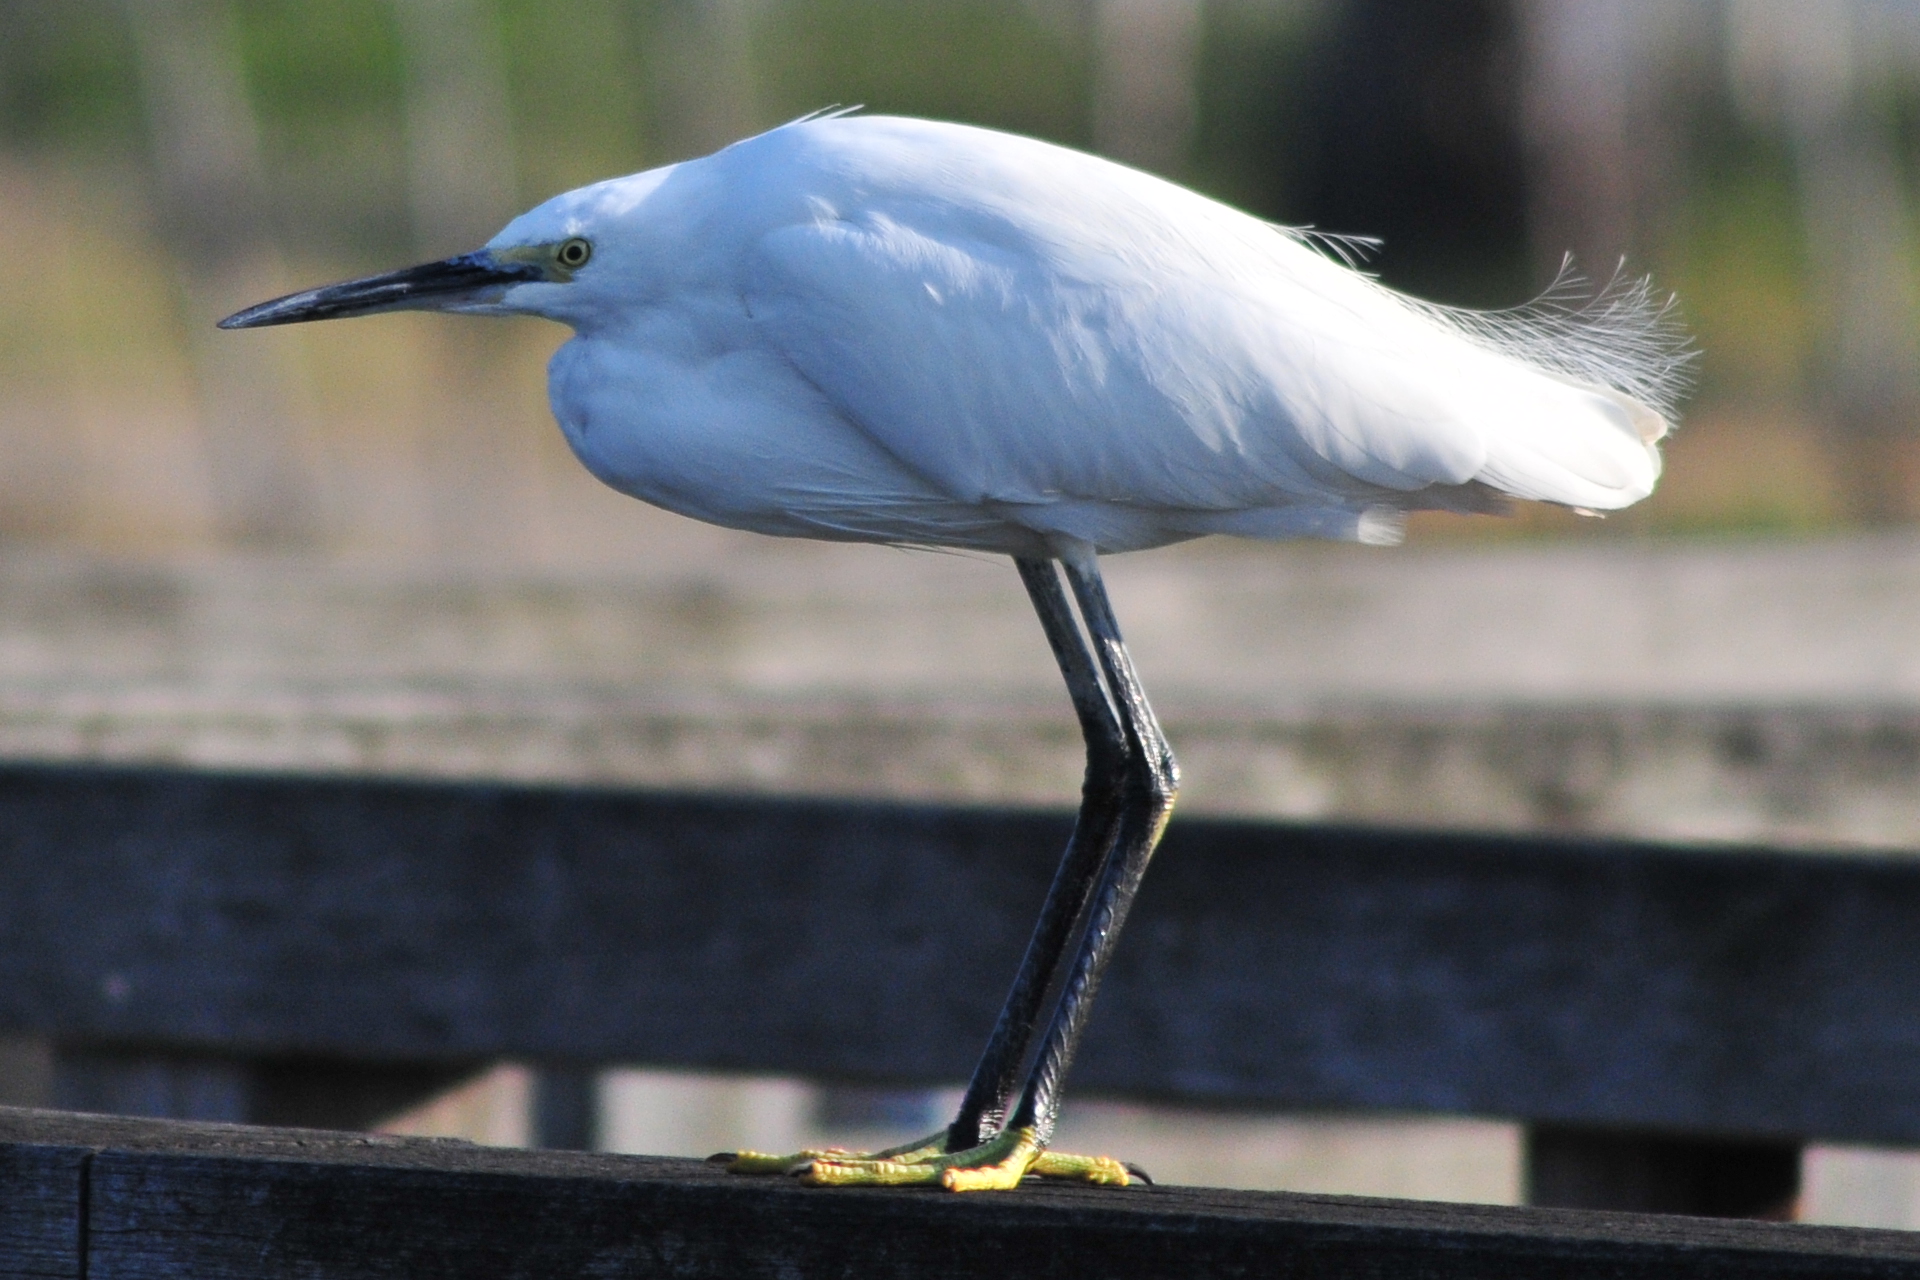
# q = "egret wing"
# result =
<box><xmin>740</xmin><ymin>118</ymin><xmax>1674</xmax><ymax>536</ymax></box>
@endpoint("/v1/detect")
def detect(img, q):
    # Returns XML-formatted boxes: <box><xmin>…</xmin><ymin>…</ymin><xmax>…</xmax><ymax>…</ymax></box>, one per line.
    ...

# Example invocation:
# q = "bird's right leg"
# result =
<box><xmin>723</xmin><ymin>556</ymin><xmax>1133</xmax><ymax>1179</ymax></box>
<box><xmin>943</xmin><ymin>556</ymin><xmax>1131</xmax><ymax>1149</ymax></box>
<box><xmin>796</xmin><ymin>550</ymin><xmax>1174</xmax><ymax>1190</ymax></box>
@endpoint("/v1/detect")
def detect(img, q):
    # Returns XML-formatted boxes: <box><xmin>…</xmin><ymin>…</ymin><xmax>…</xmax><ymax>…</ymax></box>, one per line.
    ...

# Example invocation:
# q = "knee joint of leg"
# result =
<box><xmin>1086</xmin><ymin>752</ymin><xmax>1130</xmax><ymax>797</ymax></box>
<box><xmin>1128</xmin><ymin>748</ymin><xmax>1179</xmax><ymax>808</ymax></box>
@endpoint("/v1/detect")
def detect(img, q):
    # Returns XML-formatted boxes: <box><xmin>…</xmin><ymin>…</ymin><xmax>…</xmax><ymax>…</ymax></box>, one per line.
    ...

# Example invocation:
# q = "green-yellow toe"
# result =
<box><xmin>726</xmin><ymin>1125</ymin><xmax>1134</xmax><ymax>1192</ymax></box>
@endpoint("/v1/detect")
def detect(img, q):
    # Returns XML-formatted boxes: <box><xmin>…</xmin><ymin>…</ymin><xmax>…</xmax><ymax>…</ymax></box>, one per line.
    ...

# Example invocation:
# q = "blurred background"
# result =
<box><xmin>0</xmin><ymin>0</ymin><xmax>1910</xmax><ymax>555</ymax></box>
<box><xmin>5</xmin><ymin>0</ymin><xmax>1920</xmax><ymax>1226</ymax></box>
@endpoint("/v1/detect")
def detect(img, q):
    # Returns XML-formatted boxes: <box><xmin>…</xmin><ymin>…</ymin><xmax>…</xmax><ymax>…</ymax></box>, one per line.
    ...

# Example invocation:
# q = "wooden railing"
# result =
<box><xmin>4</xmin><ymin>760</ymin><xmax>1920</xmax><ymax>1270</ymax></box>
<box><xmin>8</xmin><ymin>1106</ymin><xmax>1920</xmax><ymax>1279</ymax></box>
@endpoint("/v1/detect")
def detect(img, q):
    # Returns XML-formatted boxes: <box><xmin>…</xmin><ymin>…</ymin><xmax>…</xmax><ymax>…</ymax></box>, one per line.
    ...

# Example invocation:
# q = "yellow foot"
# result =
<box><xmin>715</xmin><ymin>1126</ymin><xmax>1135</xmax><ymax>1191</ymax></box>
<box><xmin>714</xmin><ymin>1131</ymin><xmax>946</xmax><ymax>1177</ymax></box>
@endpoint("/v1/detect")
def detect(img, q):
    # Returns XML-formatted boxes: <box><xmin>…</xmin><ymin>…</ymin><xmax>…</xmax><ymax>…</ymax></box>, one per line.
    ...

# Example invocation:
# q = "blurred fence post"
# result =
<box><xmin>531</xmin><ymin>1067</ymin><xmax>600</xmax><ymax>1151</ymax></box>
<box><xmin>1518</xmin><ymin>0</ymin><xmax>1650</xmax><ymax>277</ymax></box>
<box><xmin>121</xmin><ymin>0</ymin><xmax>317</xmax><ymax>546</ymax></box>
<box><xmin>1728</xmin><ymin>0</ymin><xmax>1920</xmax><ymax>521</ymax></box>
<box><xmin>1092</xmin><ymin>0</ymin><xmax>1202</xmax><ymax>179</ymax></box>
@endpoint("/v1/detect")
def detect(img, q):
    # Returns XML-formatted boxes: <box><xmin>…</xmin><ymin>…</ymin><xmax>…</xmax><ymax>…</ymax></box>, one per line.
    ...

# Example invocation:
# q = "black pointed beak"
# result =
<box><xmin>217</xmin><ymin>250</ymin><xmax>544</xmax><ymax>330</ymax></box>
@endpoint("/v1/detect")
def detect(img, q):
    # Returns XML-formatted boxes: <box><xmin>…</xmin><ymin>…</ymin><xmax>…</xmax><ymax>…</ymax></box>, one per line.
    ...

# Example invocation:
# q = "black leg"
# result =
<box><xmin>1008</xmin><ymin>550</ymin><xmax>1178</xmax><ymax>1144</ymax></box>
<box><xmin>946</xmin><ymin>557</ymin><xmax>1132</xmax><ymax>1150</ymax></box>
<box><xmin>730</xmin><ymin>549</ymin><xmax>1175</xmax><ymax>1189</ymax></box>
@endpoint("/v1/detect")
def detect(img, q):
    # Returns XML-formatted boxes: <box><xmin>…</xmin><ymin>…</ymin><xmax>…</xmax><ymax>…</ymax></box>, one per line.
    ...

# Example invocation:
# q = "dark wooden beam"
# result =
<box><xmin>1</xmin><ymin>763</ymin><xmax>1918</xmax><ymax>1143</ymax></box>
<box><xmin>47</xmin><ymin>1043</ymin><xmax>482</xmax><ymax>1130</ymax></box>
<box><xmin>1527</xmin><ymin>1126</ymin><xmax>1803</xmax><ymax>1219</ymax></box>
<box><xmin>531</xmin><ymin>1066</ymin><xmax>599</xmax><ymax>1150</ymax></box>
<box><xmin>4</xmin><ymin>1106</ymin><xmax>1918</xmax><ymax>1280</ymax></box>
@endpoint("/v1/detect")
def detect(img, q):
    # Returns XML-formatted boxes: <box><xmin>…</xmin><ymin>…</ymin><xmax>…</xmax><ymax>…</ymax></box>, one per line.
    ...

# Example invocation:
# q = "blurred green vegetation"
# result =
<box><xmin>0</xmin><ymin>0</ymin><xmax>1529</xmax><ymax>290</ymax></box>
<box><xmin>0</xmin><ymin>0</ymin><xmax>1904</xmax><ymax>551</ymax></box>
<box><xmin>501</xmin><ymin>0</ymin><xmax>652</xmax><ymax>197</ymax></box>
<box><xmin>0</xmin><ymin>1</ymin><xmax>1311</xmax><ymax>258</ymax></box>
<box><xmin>1188</xmin><ymin>0</ymin><xmax>1327</xmax><ymax>218</ymax></box>
<box><xmin>0</xmin><ymin>6</ymin><xmax>142</xmax><ymax>154</ymax></box>
<box><xmin>1664</xmin><ymin>94</ymin><xmax>1814</xmax><ymax>406</ymax></box>
<box><xmin>753</xmin><ymin>0</ymin><xmax>1092</xmax><ymax>146</ymax></box>
<box><xmin>0</xmin><ymin>0</ymin><xmax>1573</xmax><ymax>294</ymax></box>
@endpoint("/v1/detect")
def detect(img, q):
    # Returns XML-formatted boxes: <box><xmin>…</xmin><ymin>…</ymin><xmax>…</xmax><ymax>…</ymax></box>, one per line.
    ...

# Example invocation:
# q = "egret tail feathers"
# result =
<box><xmin>1410</xmin><ymin>262</ymin><xmax>1693</xmax><ymax>427</ymax></box>
<box><xmin>1415</xmin><ymin>265</ymin><xmax>1691</xmax><ymax>511</ymax></box>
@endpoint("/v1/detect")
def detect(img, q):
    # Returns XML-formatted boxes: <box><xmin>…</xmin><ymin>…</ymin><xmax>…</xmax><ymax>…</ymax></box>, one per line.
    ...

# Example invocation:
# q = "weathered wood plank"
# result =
<box><xmin>2</xmin><ymin>763</ymin><xmax>1919</xmax><ymax>1142</ymax></box>
<box><xmin>0</xmin><ymin>1139</ymin><xmax>82</xmax><ymax>1280</ymax></box>
<box><xmin>5</xmin><ymin>1107</ymin><xmax>1919</xmax><ymax>1280</ymax></box>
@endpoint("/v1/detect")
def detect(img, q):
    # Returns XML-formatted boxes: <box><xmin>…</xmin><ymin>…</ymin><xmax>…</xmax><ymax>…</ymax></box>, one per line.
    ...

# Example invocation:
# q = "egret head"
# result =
<box><xmin>217</xmin><ymin>167</ymin><xmax>677</xmax><ymax>333</ymax></box>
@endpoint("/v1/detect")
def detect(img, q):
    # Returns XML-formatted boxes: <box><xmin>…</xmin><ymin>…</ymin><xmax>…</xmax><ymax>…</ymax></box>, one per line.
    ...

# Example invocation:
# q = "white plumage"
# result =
<box><xmin>485</xmin><ymin>113</ymin><xmax>1686</xmax><ymax>556</ymax></box>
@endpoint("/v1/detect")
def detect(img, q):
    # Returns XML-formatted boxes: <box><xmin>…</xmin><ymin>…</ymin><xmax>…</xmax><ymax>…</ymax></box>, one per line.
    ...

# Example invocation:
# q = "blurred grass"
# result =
<box><xmin>1662</xmin><ymin>106</ymin><xmax>1813</xmax><ymax>406</ymax></box>
<box><xmin>0</xmin><ymin>7</ymin><xmax>143</xmax><ymax>153</ymax></box>
<box><xmin>752</xmin><ymin>0</ymin><xmax>1092</xmax><ymax>145</ymax></box>
<box><xmin>502</xmin><ymin>0</ymin><xmax>652</xmax><ymax>196</ymax></box>
<box><xmin>234</xmin><ymin>1</ymin><xmax>412</xmax><ymax>256</ymax></box>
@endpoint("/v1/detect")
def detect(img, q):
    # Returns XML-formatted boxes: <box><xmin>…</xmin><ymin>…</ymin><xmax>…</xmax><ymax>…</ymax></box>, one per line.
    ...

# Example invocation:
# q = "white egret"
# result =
<box><xmin>222</xmin><ymin>113</ymin><xmax>1689</xmax><ymax>1192</ymax></box>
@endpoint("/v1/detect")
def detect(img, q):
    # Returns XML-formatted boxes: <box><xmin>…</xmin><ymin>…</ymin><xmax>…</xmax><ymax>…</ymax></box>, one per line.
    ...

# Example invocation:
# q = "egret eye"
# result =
<box><xmin>556</xmin><ymin>238</ymin><xmax>592</xmax><ymax>269</ymax></box>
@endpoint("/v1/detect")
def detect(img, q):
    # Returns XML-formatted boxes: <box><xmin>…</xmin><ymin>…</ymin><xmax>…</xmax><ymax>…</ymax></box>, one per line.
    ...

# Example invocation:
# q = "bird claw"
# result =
<box><xmin>723</xmin><ymin>1125</ymin><xmax>1136</xmax><ymax>1191</ymax></box>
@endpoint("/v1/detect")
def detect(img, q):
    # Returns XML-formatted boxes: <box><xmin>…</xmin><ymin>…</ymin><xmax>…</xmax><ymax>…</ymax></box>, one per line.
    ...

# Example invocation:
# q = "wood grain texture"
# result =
<box><xmin>2</xmin><ymin>763</ymin><xmax>1920</xmax><ymax>1141</ymax></box>
<box><xmin>6</xmin><ymin>1108</ymin><xmax>1920</xmax><ymax>1280</ymax></box>
<box><xmin>0</xmin><ymin>1141</ymin><xmax>82</xmax><ymax>1280</ymax></box>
